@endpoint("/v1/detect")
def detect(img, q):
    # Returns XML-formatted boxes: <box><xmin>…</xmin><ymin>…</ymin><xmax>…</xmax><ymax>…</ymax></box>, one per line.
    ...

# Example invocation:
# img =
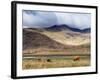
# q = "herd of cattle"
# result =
<box><xmin>36</xmin><ymin>56</ymin><xmax>80</xmax><ymax>62</ymax></box>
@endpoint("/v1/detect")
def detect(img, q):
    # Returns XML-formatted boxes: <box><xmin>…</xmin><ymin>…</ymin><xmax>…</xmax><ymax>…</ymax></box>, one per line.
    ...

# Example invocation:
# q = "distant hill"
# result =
<box><xmin>23</xmin><ymin>25</ymin><xmax>90</xmax><ymax>46</ymax></box>
<box><xmin>45</xmin><ymin>24</ymin><xmax>90</xmax><ymax>33</ymax></box>
<box><xmin>23</xmin><ymin>29</ymin><xmax>69</xmax><ymax>50</ymax></box>
<box><xmin>23</xmin><ymin>28</ymin><xmax>90</xmax><ymax>55</ymax></box>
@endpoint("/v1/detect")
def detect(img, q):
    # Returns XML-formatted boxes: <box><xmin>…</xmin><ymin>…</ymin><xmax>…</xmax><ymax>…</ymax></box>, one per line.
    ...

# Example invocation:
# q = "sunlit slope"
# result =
<box><xmin>24</xmin><ymin>27</ymin><xmax>90</xmax><ymax>46</ymax></box>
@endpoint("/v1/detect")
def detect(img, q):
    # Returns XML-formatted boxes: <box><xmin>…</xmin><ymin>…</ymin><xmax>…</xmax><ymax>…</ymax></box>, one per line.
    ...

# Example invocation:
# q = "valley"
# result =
<box><xmin>22</xmin><ymin>26</ymin><xmax>91</xmax><ymax>69</ymax></box>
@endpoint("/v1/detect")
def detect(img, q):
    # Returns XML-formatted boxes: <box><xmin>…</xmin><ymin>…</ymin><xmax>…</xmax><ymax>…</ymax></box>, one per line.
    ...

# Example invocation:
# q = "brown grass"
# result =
<box><xmin>22</xmin><ymin>58</ymin><xmax>90</xmax><ymax>69</ymax></box>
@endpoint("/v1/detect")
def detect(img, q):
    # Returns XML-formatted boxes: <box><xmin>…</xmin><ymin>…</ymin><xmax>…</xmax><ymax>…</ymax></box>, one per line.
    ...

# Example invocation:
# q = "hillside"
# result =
<box><xmin>23</xmin><ymin>28</ymin><xmax>90</xmax><ymax>55</ymax></box>
<box><xmin>45</xmin><ymin>24</ymin><xmax>90</xmax><ymax>33</ymax></box>
<box><xmin>23</xmin><ymin>29</ymin><xmax>69</xmax><ymax>50</ymax></box>
<box><xmin>25</xmin><ymin>25</ymin><xmax>90</xmax><ymax>46</ymax></box>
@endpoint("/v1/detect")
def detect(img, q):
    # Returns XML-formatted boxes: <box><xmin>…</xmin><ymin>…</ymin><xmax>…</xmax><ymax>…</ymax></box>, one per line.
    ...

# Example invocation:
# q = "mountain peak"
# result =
<box><xmin>45</xmin><ymin>24</ymin><xmax>90</xmax><ymax>33</ymax></box>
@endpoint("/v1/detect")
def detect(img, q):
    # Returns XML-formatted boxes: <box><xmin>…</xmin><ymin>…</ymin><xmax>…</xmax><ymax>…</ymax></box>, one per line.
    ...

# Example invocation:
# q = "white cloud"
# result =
<box><xmin>55</xmin><ymin>12</ymin><xmax>91</xmax><ymax>29</ymax></box>
<box><xmin>23</xmin><ymin>11</ymin><xmax>58</xmax><ymax>28</ymax></box>
<box><xmin>23</xmin><ymin>11</ymin><xmax>91</xmax><ymax>29</ymax></box>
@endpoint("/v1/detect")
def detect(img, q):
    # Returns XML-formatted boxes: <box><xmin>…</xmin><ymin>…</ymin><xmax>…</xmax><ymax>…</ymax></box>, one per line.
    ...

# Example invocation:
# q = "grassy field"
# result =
<box><xmin>23</xmin><ymin>47</ymin><xmax>90</xmax><ymax>55</ymax></box>
<box><xmin>22</xmin><ymin>55</ymin><xmax>90</xmax><ymax>69</ymax></box>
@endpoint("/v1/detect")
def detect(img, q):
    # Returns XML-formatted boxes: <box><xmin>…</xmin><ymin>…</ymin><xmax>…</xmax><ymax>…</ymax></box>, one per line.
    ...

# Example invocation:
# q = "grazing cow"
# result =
<box><xmin>47</xmin><ymin>59</ymin><xmax>51</xmax><ymax>62</ymax></box>
<box><xmin>73</xmin><ymin>56</ymin><xmax>80</xmax><ymax>61</ymax></box>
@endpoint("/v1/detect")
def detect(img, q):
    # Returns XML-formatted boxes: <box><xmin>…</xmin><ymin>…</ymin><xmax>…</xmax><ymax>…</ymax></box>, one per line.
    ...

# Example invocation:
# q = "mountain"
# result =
<box><xmin>23</xmin><ymin>24</ymin><xmax>90</xmax><ymax>46</ymax></box>
<box><xmin>45</xmin><ymin>24</ymin><xmax>90</xmax><ymax>33</ymax></box>
<box><xmin>23</xmin><ymin>29</ymin><xmax>69</xmax><ymax>50</ymax></box>
<box><xmin>82</xmin><ymin>28</ymin><xmax>91</xmax><ymax>33</ymax></box>
<box><xmin>23</xmin><ymin>28</ymin><xmax>90</xmax><ymax>55</ymax></box>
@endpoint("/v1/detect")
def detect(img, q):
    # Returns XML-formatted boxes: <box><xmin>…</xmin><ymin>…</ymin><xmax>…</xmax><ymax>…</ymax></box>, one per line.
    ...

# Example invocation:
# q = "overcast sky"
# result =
<box><xmin>23</xmin><ymin>10</ymin><xmax>91</xmax><ymax>30</ymax></box>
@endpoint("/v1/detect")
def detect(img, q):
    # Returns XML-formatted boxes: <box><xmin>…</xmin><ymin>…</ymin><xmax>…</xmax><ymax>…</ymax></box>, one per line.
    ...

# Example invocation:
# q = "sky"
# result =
<box><xmin>23</xmin><ymin>10</ymin><xmax>91</xmax><ymax>30</ymax></box>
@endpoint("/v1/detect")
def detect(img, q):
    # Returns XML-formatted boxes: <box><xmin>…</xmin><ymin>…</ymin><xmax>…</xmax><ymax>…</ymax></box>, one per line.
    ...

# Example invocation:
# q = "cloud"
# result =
<box><xmin>23</xmin><ymin>10</ymin><xmax>91</xmax><ymax>29</ymax></box>
<box><xmin>23</xmin><ymin>11</ymin><xmax>58</xmax><ymax>28</ymax></box>
<box><xmin>56</xmin><ymin>13</ymin><xmax>91</xmax><ymax>29</ymax></box>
